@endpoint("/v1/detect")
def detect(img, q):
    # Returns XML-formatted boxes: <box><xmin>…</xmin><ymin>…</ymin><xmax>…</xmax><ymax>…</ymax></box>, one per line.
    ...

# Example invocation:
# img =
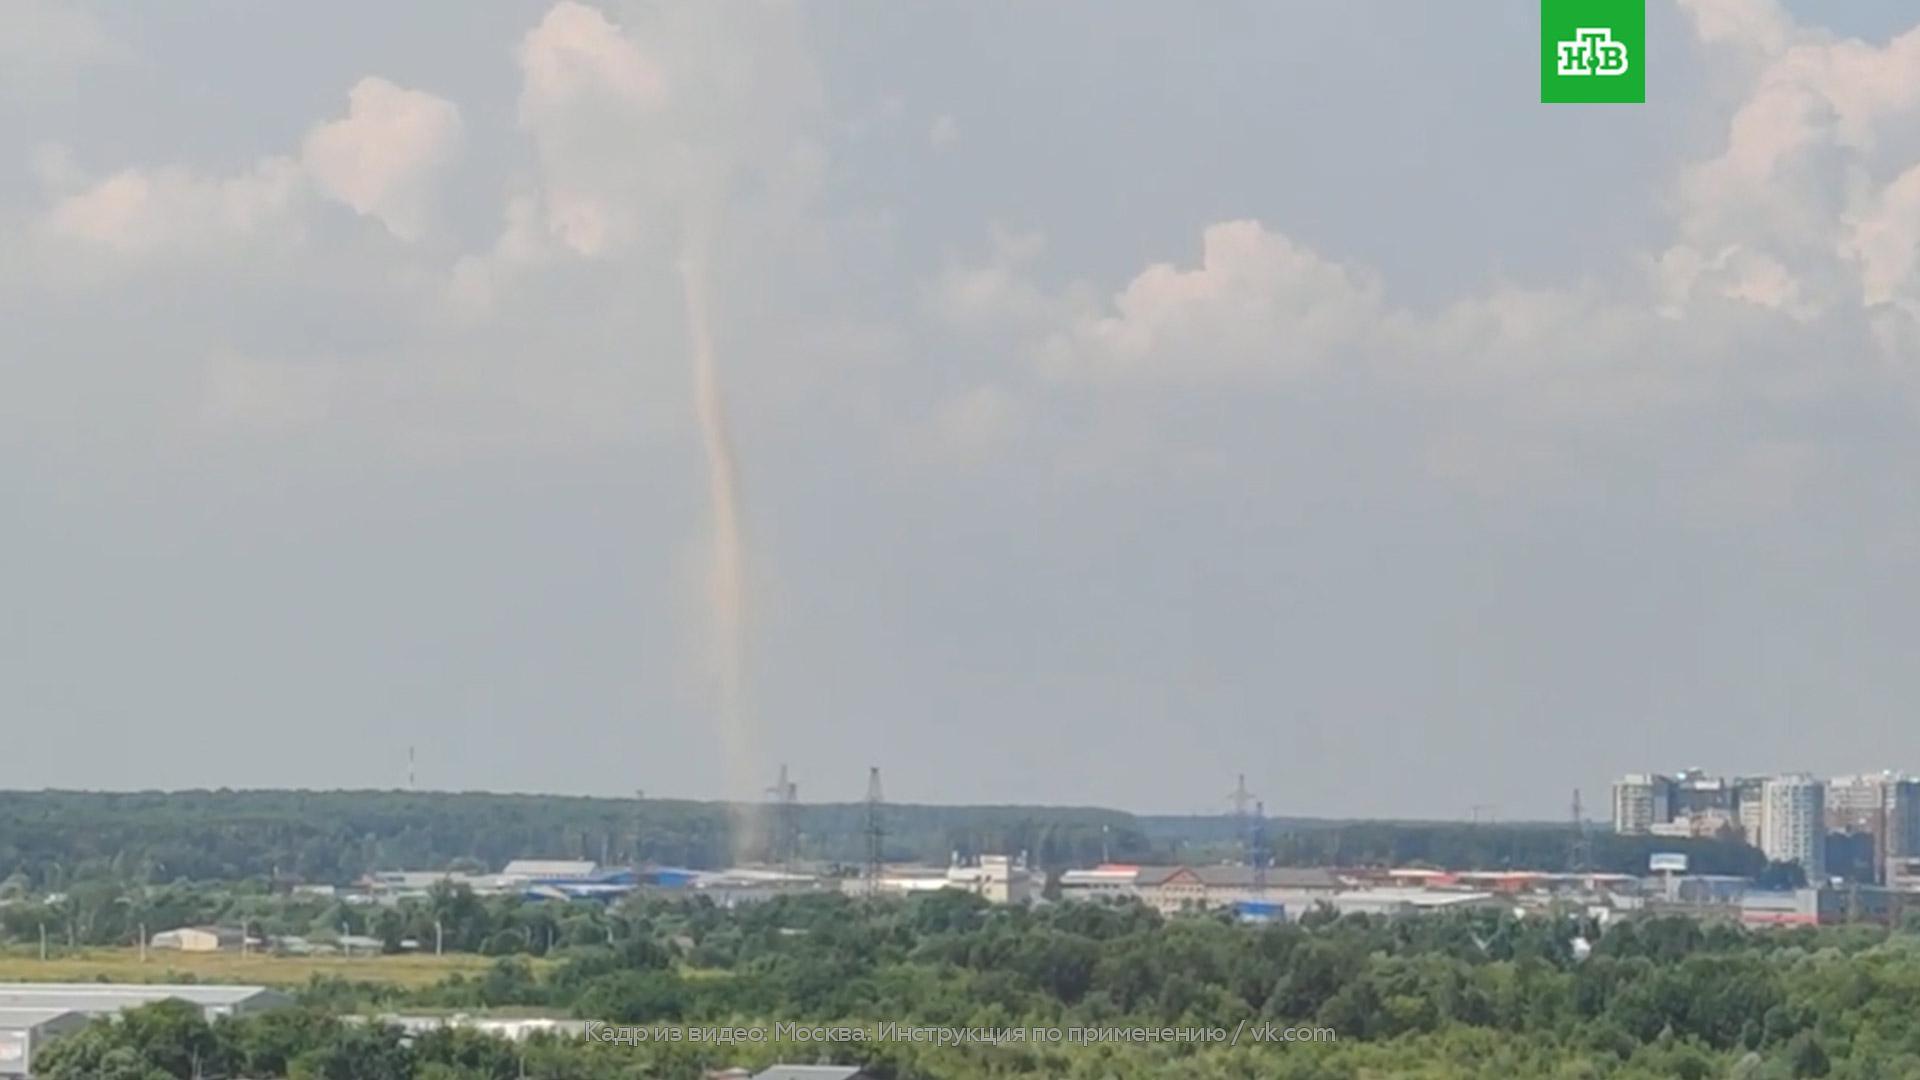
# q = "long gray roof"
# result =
<box><xmin>0</xmin><ymin>1007</ymin><xmax>83</xmax><ymax>1031</ymax></box>
<box><xmin>1192</xmin><ymin>865</ymin><xmax>1340</xmax><ymax>889</ymax></box>
<box><xmin>0</xmin><ymin>983</ymin><xmax>289</xmax><ymax>1016</ymax></box>
<box><xmin>752</xmin><ymin>1067</ymin><xmax>869</xmax><ymax>1080</ymax></box>
<box><xmin>1128</xmin><ymin>865</ymin><xmax>1341</xmax><ymax>889</ymax></box>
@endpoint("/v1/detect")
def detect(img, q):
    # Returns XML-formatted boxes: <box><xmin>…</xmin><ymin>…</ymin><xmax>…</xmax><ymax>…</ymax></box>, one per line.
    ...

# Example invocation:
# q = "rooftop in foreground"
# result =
<box><xmin>0</xmin><ymin>982</ymin><xmax>289</xmax><ymax>1015</ymax></box>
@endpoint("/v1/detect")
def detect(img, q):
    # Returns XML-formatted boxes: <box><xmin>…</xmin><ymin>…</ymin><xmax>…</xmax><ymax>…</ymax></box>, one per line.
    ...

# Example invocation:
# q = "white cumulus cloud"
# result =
<box><xmin>38</xmin><ymin>76</ymin><xmax>462</xmax><ymax>264</ymax></box>
<box><xmin>302</xmin><ymin>76</ymin><xmax>465</xmax><ymax>242</ymax></box>
<box><xmin>1036</xmin><ymin>220</ymin><xmax>1386</xmax><ymax>384</ymax></box>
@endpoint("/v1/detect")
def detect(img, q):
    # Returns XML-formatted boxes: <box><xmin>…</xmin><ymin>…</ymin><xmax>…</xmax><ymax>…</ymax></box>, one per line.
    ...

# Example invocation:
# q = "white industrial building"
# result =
<box><xmin>148</xmin><ymin>926</ymin><xmax>251</xmax><ymax>953</ymax></box>
<box><xmin>373</xmin><ymin>1014</ymin><xmax>590</xmax><ymax>1041</ymax></box>
<box><xmin>500</xmin><ymin>859</ymin><xmax>599</xmax><ymax>881</ymax></box>
<box><xmin>686</xmin><ymin>867</ymin><xmax>824</xmax><ymax>907</ymax></box>
<box><xmin>360</xmin><ymin>860</ymin><xmax>608</xmax><ymax>902</ymax></box>
<box><xmin>838</xmin><ymin>855</ymin><xmax>1039</xmax><ymax>904</ymax></box>
<box><xmin>943</xmin><ymin>855</ymin><xmax>1035</xmax><ymax>904</ymax></box>
<box><xmin>361</xmin><ymin>869</ymin><xmax>487</xmax><ymax>900</ymax></box>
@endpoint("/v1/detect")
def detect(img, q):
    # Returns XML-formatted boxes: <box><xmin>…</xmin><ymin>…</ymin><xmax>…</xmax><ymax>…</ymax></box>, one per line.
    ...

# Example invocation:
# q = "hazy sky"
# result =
<box><xmin>7</xmin><ymin>0</ymin><xmax>1920</xmax><ymax>819</ymax></box>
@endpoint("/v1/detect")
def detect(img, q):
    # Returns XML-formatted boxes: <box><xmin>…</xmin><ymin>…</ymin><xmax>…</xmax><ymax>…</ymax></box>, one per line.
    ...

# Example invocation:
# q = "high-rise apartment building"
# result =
<box><xmin>1670</xmin><ymin>768</ymin><xmax>1739</xmax><ymax>838</ymax></box>
<box><xmin>1612</xmin><ymin>773</ymin><xmax>1672</xmax><ymax>834</ymax></box>
<box><xmin>1887</xmin><ymin>777</ymin><xmax>1920</xmax><ymax>872</ymax></box>
<box><xmin>1826</xmin><ymin>772</ymin><xmax>1920</xmax><ymax>884</ymax></box>
<box><xmin>1735</xmin><ymin>776</ymin><xmax>1768</xmax><ymax>846</ymax></box>
<box><xmin>1761</xmin><ymin>774</ymin><xmax>1826</xmax><ymax>880</ymax></box>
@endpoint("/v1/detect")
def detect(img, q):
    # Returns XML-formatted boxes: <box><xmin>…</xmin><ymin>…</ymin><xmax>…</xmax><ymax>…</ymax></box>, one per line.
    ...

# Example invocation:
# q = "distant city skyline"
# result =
<box><xmin>1611</xmin><ymin>766</ymin><xmax>1920</xmax><ymax>887</ymax></box>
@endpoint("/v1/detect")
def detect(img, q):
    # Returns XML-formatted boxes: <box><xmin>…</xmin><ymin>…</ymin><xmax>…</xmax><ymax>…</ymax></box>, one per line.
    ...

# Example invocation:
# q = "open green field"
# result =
<box><xmin>0</xmin><ymin>947</ymin><xmax>516</xmax><ymax>989</ymax></box>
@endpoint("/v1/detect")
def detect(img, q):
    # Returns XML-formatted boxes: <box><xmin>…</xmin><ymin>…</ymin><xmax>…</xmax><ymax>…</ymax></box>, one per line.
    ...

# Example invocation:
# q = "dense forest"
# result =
<box><xmin>34</xmin><ymin>890</ymin><xmax>1920</xmax><ymax>1079</ymax></box>
<box><xmin>0</xmin><ymin>790</ymin><xmax>1761</xmax><ymax>886</ymax></box>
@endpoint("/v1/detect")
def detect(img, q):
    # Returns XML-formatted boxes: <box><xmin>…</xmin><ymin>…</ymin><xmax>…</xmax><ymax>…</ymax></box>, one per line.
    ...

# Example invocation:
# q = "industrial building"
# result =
<box><xmin>0</xmin><ymin>1008</ymin><xmax>87</xmax><ymax>1078</ymax></box>
<box><xmin>1057</xmin><ymin>865</ymin><xmax>1137</xmax><ymax>899</ymax></box>
<box><xmin>359</xmin><ymin>860</ymin><xmax>641</xmax><ymax>903</ymax></box>
<box><xmin>833</xmin><ymin>855</ymin><xmax>1039</xmax><ymax>904</ymax></box>
<box><xmin>1319</xmin><ymin>888</ymin><xmax>1505</xmax><ymax>918</ymax></box>
<box><xmin>751</xmin><ymin>1067</ymin><xmax>874</xmax><ymax>1080</ymax></box>
<box><xmin>500</xmin><ymin>859</ymin><xmax>600</xmax><ymax>882</ymax></box>
<box><xmin>1057</xmin><ymin>863</ymin><xmax>1342</xmax><ymax>918</ymax></box>
<box><xmin>0</xmin><ymin>983</ymin><xmax>290</xmax><ymax>1019</ymax></box>
<box><xmin>680</xmin><ymin>867</ymin><xmax>824</xmax><ymax>907</ymax></box>
<box><xmin>943</xmin><ymin>854</ymin><xmax>1035</xmax><ymax>904</ymax></box>
<box><xmin>148</xmin><ymin>926</ymin><xmax>250</xmax><ymax>953</ymax></box>
<box><xmin>0</xmin><ymin>983</ymin><xmax>291</xmax><ymax>1077</ymax></box>
<box><xmin>374</xmin><ymin>1014</ymin><xmax>590</xmax><ymax>1041</ymax></box>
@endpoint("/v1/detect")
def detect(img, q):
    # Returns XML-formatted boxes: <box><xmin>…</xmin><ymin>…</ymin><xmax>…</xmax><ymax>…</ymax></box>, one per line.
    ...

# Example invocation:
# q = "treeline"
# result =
<box><xmin>0</xmin><ymin>880</ymin><xmax>633</xmax><ymax>957</ymax></box>
<box><xmin>0</xmin><ymin>791</ymin><xmax>1149</xmax><ymax>886</ymax></box>
<box><xmin>0</xmin><ymin>790</ymin><xmax>1762</xmax><ymax>887</ymax></box>
<box><xmin>35</xmin><ymin>891</ymin><xmax>1920</xmax><ymax>1078</ymax></box>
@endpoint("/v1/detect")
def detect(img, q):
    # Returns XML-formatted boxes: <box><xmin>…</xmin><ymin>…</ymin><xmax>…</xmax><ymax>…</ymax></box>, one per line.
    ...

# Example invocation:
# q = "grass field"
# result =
<box><xmin>0</xmin><ymin>947</ymin><xmax>510</xmax><ymax>989</ymax></box>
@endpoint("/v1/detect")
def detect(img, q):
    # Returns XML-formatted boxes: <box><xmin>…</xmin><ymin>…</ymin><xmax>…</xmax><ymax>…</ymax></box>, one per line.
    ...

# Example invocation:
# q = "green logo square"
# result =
<box><xmin>1542</xmin><ymin>0</ymin><xmax>1645</xmax><ymax>103</ymax></box>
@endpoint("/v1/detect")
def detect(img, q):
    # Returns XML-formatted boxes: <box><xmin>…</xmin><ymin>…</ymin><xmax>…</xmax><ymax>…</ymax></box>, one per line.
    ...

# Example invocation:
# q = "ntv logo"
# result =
<box><xmin>1556</xmin><ymin>28</ymin><xmax>1629</xmax><ymax>76</ymax></box>
<box><xmin>1541</xmin><ymin>0</ymin><xmax>1644</xmax><ymax>103</ymax></box>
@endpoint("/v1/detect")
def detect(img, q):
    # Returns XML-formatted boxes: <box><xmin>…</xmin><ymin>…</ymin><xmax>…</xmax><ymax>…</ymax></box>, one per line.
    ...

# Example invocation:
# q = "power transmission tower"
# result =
<box><xmin>1228</xmin><ymin>773</ymin><xmax>1254</xmax><ymax>858</ymax></box>
<box><xmin>1227</xmin><ymin>774</ymin><xmax>1267</xmax><ymax>895</ymax></box>
<box><xmin>1569</xmin><ymin>788</ymin><xmax>1592</xmax><ymax>875</ymax></box>
<box><xmin>1229</xmin><ymin>773</ymin><xmax>1255</xmax><ymax>821</ymax></box>
<box><xmin>864</xmin><ymin>767</ymin><xmax>885</xmax><ymax>898</ymax></box>
<box><xmin>766</xmin><ymin>764</ymin><xmax>799</xmax><ymax>870</ymax></box>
